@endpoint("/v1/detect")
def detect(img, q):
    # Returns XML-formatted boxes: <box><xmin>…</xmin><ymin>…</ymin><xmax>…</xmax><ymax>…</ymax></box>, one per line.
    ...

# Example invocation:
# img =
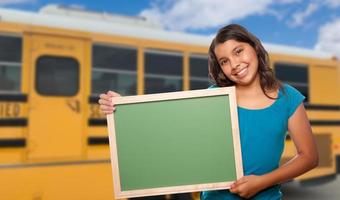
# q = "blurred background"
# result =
<box><xmin>0</xmin><ymin>0</ymin><xmax>339</xmax><ymax>199</ymax></box>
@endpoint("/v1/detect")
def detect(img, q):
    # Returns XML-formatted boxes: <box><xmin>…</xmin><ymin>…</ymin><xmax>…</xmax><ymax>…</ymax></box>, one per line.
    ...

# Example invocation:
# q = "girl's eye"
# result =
<box><xmin>235</xmin><ymin>48</ymin><xmax>243</xmax><ymax>55</ymax></box>
<box><xmin>220</xmin><ymin>60</ymin><xmax>228</xmax><ymax>66</ymax></box>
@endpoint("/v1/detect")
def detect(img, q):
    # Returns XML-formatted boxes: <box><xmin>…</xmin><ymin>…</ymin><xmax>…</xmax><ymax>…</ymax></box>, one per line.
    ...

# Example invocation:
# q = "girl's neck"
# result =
<box><xmin>235</xmin><ymin>74</ymin><xmax>278</xmax><ymax>109</ymax></box>
<box><xmin>235</xmin><ymin>74</ymin><xmax>262</xmax><ymax>97</ymax></box>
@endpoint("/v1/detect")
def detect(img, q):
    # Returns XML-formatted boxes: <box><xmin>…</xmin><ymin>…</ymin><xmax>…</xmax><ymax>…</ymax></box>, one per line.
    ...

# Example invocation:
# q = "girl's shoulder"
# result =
<box><xmin>281</xmin><ymin>83</ymin><xmax>301</xmax><ymax>94</ymax></box>
<box><xmin>280</xmin><ymin>83</ymin><xmax>304</xmax><ymax>99</ymax></box>
<box><xmin>280</xmin><ymin>83</ymin><xmax>305</xmax><ymax>117</ymax></box>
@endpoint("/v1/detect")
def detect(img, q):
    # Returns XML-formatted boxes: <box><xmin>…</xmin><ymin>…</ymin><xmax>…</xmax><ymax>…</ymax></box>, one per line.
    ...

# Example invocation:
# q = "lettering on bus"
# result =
<box><xmin>45</xmin><ymin>43</ymin><xmax>75</xmax><ymax>51</ymax></box>
<box><xmin>66</xmin><ymin>99</ymin><xmax>80</xmax><ymax>113</ymax></box>
<box><xmin>0</xmin><ymin>103</ymin><xmax>21</xmax><ymax>117</ymax></box>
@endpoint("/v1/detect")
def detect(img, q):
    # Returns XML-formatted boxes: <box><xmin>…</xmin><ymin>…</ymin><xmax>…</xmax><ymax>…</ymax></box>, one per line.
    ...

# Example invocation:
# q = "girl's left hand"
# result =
<box><xmin>229</xmin><ymin>175</ymin><xmax>267</xmax><ymax>199</ymax></box>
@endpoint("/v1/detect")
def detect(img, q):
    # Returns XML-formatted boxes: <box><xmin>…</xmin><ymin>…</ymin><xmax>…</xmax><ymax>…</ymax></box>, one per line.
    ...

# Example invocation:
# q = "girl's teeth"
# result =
<box><xmin>237</xmin><ymin>68</ymin><xmax>246</xmax><ymax>76</ymax></box>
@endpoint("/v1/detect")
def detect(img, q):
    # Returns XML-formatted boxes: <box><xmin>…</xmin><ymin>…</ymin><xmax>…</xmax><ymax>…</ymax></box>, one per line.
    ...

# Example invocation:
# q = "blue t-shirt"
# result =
<box><xmin>201</xmin><ymin>84</ymin><xmax>305</xmax><ymax>200</ymax></box>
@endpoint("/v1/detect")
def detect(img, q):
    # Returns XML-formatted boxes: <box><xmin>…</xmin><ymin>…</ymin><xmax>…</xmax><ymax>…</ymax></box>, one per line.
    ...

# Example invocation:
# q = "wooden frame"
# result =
<box><xmin>107</xmin><ymin>87</ymin><xmax>243</xmax><ymax>199</ymax></box>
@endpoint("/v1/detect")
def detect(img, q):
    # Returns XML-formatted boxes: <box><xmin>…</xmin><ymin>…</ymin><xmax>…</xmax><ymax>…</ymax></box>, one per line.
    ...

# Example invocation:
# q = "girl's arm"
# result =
<box><xmin>230</xmin><ymin>103</ymin><xmax>318</xmax><ymax>198</ymax></box>
<box><xmin>260</xmin><ymin>103</ymin><xmax>319</xmax><ymax>185</ymax></box>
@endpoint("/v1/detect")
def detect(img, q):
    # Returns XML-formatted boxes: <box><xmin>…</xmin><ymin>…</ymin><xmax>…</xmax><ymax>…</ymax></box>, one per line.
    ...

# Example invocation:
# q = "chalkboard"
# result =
<box><xmin>107</xmin><ymin>87</ymin><xmax>243</xmax><ymax>199</ymax></box>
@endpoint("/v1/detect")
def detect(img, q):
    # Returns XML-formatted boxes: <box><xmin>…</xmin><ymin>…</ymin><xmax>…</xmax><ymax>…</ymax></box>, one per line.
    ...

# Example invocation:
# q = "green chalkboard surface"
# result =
<box><xmin>107</xmin><ymin>87</ymin><xmax>243</xmax><ymax>198</ymax></box>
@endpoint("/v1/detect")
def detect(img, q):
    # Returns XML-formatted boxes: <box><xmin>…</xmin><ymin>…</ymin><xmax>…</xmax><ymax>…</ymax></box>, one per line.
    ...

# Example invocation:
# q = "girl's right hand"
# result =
<box><xmin>98</xmin><ymin>91</ymin><xmax>121</xmax><ymax>115</ymax></box>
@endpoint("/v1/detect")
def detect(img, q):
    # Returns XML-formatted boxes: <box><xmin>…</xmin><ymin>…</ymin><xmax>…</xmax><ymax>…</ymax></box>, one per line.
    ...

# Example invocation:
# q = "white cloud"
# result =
<box><xmin>276</xmin><ymin>0</ymin><xmax>302</xmax><ymax>4</ymax></box>
<box><xmin>0</xmin><ymin>0</ymin><xmax>35</xmax><ymax>6</ymax></box>
<box><xmin>68</xmin><ymin>4</ymin><xmax>86</xmax><ymax>10</ymax></box>
<box><xmin>140</xmin><ymin>0</ymin><xmax>273</xmax><ymax>31</ymax></box>
<box><xmin>289</xmin><ymin>3</ymin><xmax>319</xmax><ymax>27</ymax></box>
<box><xmin>324</xmin><ymin>0</ymin><xmax>340</xmax><ymax>8</ymax></box>
<box><xmin>140</xmin><ymin>0</ymin><xmax>340</xmax><ymax>32</ymax></box>
<box><xmin>315</xmin><ymin>19</ymin><xmax>340</xmax><ymax>58</ymax></box>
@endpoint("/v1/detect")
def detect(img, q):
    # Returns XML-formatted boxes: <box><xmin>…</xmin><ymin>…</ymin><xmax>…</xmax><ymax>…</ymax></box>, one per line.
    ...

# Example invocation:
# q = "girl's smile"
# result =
<box><xmin>232</xmin><ymin>66</ymin><xmax>248</xmax><ymax>78</ymax></box>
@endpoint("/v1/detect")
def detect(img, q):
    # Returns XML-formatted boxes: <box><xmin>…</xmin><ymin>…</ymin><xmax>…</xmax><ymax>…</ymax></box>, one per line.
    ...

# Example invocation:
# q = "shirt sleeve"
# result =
<box><xmin>284</xmin><ymin>84</ymin><xmax>306</xmax><ymax>118</ymax></box>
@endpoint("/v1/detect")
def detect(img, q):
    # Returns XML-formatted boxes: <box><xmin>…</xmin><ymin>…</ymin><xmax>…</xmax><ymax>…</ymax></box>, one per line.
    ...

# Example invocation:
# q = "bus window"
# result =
<box><xmin>144</xmin><ymin>50</ymin><xmax>183</xmax><ymax>94</ymax></box>
<box><xmin>189</xmin><ymin>54</ymin><xmax>210</xmax><ymax>90</ymax></box>
<box><xmin>0</xmin><ymin>35</ymin><xmax>22</xmax><ymax>93</ymax></box>
<box><xmin>36</xmin><ymin>56</ymin><xmax>79</xmax><ymax>96</ymax></box>
<box><xmin>274</xmin><ymin>62</ymin><xmax>309</xmax><ymax>101</ymax></box>
<box><xmin>91</xmin><ymin>44</ymin><xmax>137</xmax><ymax>96</ymax></box>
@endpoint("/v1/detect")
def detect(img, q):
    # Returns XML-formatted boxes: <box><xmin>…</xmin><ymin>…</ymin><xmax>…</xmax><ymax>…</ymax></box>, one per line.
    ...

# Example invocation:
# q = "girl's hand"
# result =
<box><xmin>229</xmin><ymin>175</ymin><xmax>267</xmax><ymax>199</ymax></box>
<box><xmin>98</xmin><ymin>91</ymin><xmax>121</xmax><ymax>115</ymax></box>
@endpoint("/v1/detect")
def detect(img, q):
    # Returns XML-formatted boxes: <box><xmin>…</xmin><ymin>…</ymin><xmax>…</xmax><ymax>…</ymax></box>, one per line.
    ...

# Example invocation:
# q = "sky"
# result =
<box><xmin>1</xmin><ymin>0</ymin><xmax>340</xmax><ymax>57</ymax></box>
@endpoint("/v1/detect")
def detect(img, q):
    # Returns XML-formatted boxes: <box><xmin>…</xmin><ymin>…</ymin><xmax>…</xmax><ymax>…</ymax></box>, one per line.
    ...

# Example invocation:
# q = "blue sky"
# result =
<box><xmin>1</xmin><ymin>0</ymin><xmax>340</xmax><ymax>56</ymax></box>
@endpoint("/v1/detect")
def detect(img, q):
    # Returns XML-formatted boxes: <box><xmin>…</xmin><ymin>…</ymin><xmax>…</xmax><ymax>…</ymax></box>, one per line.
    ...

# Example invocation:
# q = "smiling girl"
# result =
<box><xmin>98</xmin><ymin>24</ymin><xmax>318</xmax><ymax>200</ymax></box>
<box><xmin>201</xmin><ymin>24</ymin><xmax>318</xmax><ymax>199</ymax></box>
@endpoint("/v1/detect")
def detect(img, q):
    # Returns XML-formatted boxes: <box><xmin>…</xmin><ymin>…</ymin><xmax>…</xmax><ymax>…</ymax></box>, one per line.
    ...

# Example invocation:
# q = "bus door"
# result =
<box><xmin>27</xmin><ymin>33</ymin><xmax>87</xmax><ymax>162</ymax></box>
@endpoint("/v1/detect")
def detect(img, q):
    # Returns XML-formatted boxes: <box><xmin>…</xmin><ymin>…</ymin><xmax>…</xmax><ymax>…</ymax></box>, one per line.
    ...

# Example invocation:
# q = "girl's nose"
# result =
<box><xmin>229</xmin><ymin>57</ymin><xmax>240</xmax><ymax>69</ymax></box>
<box><xmin>231</xmin><ymin>61</ymin><xmax>241</xmax><ymax>69</ymax></box>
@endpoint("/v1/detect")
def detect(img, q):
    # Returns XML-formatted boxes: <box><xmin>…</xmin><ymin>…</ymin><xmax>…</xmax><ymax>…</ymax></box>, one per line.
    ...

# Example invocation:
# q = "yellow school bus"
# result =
<box><xmin>0</xmin><ymin>5</ymin><xmax>339</xmax><ymax>200</ymax></box>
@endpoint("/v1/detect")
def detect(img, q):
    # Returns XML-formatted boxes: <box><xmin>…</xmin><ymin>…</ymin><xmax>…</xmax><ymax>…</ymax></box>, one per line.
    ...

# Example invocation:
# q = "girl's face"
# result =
<box><xmin>214</xmin><ymin>39</ymin><xmax>259</xmax><ymax>86</ymax></box>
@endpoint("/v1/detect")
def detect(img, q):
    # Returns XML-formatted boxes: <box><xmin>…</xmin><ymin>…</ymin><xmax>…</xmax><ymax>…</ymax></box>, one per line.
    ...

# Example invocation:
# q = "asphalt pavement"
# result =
<box><xmin>282</xmin><ymin>175</ymin><xmax>340</xmax><ymax>200</ymax></box>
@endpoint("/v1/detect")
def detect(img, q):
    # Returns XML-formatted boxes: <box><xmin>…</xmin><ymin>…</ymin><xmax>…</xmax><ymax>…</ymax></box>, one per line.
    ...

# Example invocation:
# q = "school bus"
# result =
<box><xmin>0</xmin><ymin>5</ymin><xmax>339</xmax><ymax>200</ymax></box>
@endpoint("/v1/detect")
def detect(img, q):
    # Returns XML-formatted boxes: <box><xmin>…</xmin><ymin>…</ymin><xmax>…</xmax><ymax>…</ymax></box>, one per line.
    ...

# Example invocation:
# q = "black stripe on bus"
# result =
<box><xmin>0</xmin><ymin>159</ymin><xmax>110</xmax><ymax>169</ymax></box>
<box><xmin>88</xmin><ymin>137</ymin><xmax>109</xmax><ymax>145</ymax></box>
<box><xmin>0</xmin><ymin>138</ymin><xmax>26</xmax><ymax>148</ymax></box>
<box><xmin>310</xmin><ymin>120</ymin><xmax>340</xmax><ymax>126</ymax></box>
<box><xmin>0</xmin><ymin>118</ymin><xmax>27</xmax><ymax>126</ymax></box>
<box><xmin>89</xmin><ymin>96</ymin><xmax>99</xmax><ymax>104</ymax></box>
<box><xmin>0</xmin><ymin>94</ymin><xmax>27</xmax><ymax>102</ymax></box>
<box><xmin>286</xmin><ymin>120</ymin><xmax>340</xmax><ymax>140</ymax></box>
<box><xmin>305</xmin><ymin>103</ymin><xmax>340</xmax><ymax>111</ymax></box>
<box><xmin>88</xmin><ymin>119</ymin><xmax>106</xmax><ymax>126</ymax></box>
<box><xmin>285</xmin><ymin>120</ymin><xmax>340</xmax><ymax>141</ymax></box>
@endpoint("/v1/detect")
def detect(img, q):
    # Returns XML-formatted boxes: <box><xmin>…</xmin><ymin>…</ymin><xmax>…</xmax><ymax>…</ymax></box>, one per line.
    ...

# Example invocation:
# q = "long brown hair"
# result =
<box><xmin>208</xmin><ymin>24</ymin><xmax>282</xmax><ymax>98</ymax></box>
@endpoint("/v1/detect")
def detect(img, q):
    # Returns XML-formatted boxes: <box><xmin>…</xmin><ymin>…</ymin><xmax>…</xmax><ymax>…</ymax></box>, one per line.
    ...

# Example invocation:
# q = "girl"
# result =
<box><xmin>98</xmin><ymin>24</ymin><xmax>318</xmax><ymax>199</ymax></box>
